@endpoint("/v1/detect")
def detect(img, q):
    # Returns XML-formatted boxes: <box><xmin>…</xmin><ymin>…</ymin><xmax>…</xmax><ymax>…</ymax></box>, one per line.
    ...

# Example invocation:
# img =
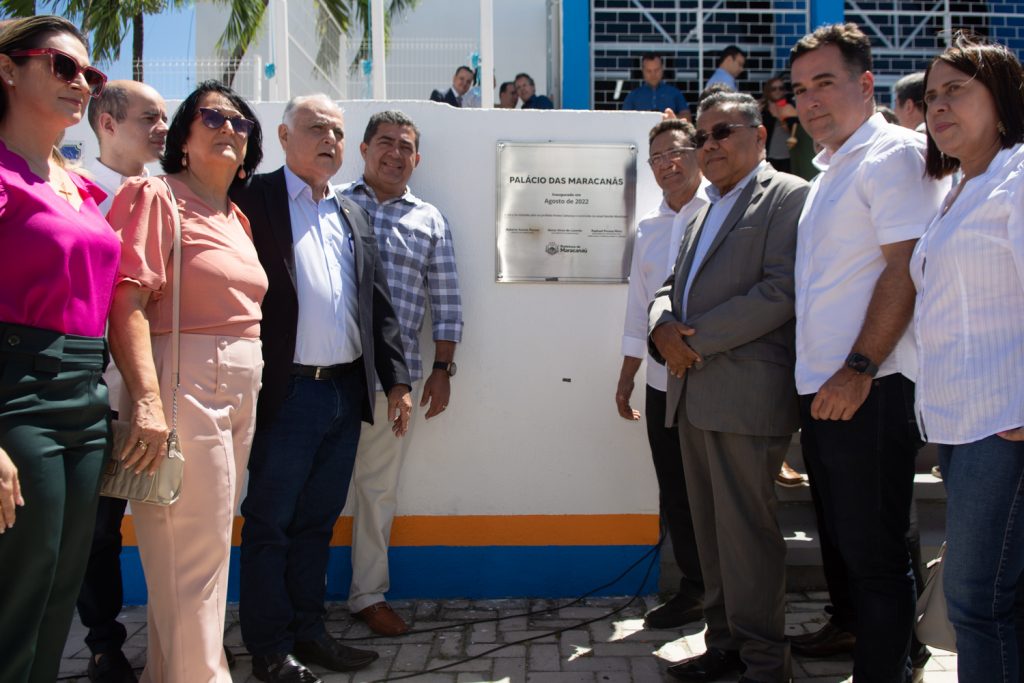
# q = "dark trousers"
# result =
<box><xmin>799</xmin><ymin>373</ymin><xmax>920</xmax><ymax>683</ymax></box>
<box><xmin>76</xmin><ymin>495</ymin><xmax>128</xmax><ymax>656</ymax></box>
<box><xmin>0</xmin><ymin>324</ymin><xmax>108</xmax><ymax>683</ymax></box>
<box><xmin>239</xmin><ymin>367</ymin><xmax>364</xmax><ymax>656</ymax></box>
<box><xmin>645</xmin><ymin>385</ymin><xmax>704</xmax><ymax>603</ymax></box>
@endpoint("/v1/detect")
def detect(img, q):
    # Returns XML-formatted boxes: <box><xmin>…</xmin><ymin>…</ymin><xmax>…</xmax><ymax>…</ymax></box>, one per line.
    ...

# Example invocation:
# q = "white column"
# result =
<box><xmin>479</xmin><ymin>0</ymin><xmax>494</xmax><ymax>109</ymax></box>
<box><xmin>371</xmin><ymin>0</ymin><xmax>386</xmax><ymax>99</ymax></box>
<box><xmin>269</xmin><ymin>0</ymin><xmax>290</xmax><ymax>102</ymax></box>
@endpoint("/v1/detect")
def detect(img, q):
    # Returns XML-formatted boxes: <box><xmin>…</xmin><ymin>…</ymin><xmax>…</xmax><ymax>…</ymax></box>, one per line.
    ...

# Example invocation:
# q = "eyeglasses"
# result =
<box><xmin>692</xmin><ymin>122</ymin><xmax>759</xmax><ymax>148</ymax></box>
<box><xmin>196</xmin><ymin>107</ymin><xmax>256</xmax><ymax>137</ymax></box>
<box><xmin>7</xmin><ymin>48</ymin><xmax>106</xmax><ymax>97</ymax></box>
<box><xmin>648</xmin><ymin>146</ymin><xmax>696</xmax><ymax>166</ymax></box>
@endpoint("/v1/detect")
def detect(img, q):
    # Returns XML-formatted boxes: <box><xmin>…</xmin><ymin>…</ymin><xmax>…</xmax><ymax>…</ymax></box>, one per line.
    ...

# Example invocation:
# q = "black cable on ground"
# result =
<box><xmin>370</xmin><ymin>525</ymin><xmax>667</xmax><ymax>681</ymax></box>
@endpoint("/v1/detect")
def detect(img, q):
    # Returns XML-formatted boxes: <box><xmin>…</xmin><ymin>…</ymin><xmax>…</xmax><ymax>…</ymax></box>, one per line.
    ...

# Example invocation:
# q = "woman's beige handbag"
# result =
<box><xmin>915</xmin><ymin>542</ymin><xmax>957</xmax><ymax>652</ymax></box>
<box><xmin>101</xmin><ymin>177</ymin><xmax>185</xmax><ymax>506</ymax></box>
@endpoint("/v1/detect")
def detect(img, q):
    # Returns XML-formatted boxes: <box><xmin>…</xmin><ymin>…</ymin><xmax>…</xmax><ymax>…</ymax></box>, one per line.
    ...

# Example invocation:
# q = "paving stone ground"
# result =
<box><xmin>59</xmin><ymin>593</ymin><xmax>957</xmax><ymax>682</ymax></box>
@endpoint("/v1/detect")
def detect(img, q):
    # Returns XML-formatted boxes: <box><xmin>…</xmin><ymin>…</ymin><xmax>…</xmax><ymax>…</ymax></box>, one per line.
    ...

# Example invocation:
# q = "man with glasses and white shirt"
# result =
<box><xmin>649</xmin><ymin>91</ymin><xmax>808</xmax><ymax>683</ymax></box>
<box><xmin>617</xmin><ymin>118</ymin><xmax>709</xmax><ymax>631</ymax></box>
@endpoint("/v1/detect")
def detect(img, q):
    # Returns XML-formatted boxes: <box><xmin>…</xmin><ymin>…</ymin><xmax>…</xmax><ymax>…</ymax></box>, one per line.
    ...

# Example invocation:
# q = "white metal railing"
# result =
<box><xmin>346</xmin><ymin>39</ymin><xmax>478</xmax><ymax>100</ymax></box>
<box><xmin>130</xmin><ymin>58</ymin><xmax>263</xmax><ymax>102</ymax></box>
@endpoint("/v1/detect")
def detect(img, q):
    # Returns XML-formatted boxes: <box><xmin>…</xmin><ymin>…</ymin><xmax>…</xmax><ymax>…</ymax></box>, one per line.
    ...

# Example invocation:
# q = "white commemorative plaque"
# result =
<box><xmin>495</xmin><ymin>141</ymin><xmax>637</xmax><ymax>283</ymax></box>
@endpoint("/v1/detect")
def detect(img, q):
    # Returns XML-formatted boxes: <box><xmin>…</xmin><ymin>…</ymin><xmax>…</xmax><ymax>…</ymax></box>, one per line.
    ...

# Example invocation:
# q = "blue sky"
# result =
<box><xmin>93</xmin><ymin>3</ymin><xmax>196</xmax><ymax>88</ymax></box>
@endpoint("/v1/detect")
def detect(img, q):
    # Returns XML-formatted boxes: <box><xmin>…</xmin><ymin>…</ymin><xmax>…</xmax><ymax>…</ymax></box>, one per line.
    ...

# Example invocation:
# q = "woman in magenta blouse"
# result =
<box><xmin>0</xmin><ymin>15</ymin><xmax>120</xmax><ymax>683</ymax></box>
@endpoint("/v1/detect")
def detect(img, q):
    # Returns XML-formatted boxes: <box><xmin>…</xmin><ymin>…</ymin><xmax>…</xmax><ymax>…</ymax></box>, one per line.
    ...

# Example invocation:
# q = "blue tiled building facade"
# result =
<box><xmin>585</xmin><ymin>0</ymin><xmax>1023</xmax><ymax>110</ymax></box>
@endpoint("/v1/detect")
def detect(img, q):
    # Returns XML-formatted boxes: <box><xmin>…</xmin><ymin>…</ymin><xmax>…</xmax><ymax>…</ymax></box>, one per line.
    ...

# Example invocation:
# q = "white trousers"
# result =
<box><xmin>346</xmin><ymin>384</ymin><xmax>419</xmax><ymax>612</ymax></box>
<box><xmin>133</xmin><ymin>334</ymin><xmax>262</xmax><ymax>683</ymax></box>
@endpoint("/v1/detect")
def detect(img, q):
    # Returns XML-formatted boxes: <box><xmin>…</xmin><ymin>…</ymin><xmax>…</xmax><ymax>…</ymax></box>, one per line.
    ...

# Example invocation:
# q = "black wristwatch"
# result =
<box><xmin>844</xmin><ymin>352</ymin><xmax>878</xmax><ymax>377</ymax></box>
<box><xmin>433</xmin><ymin>361</ymin><xmax>457</xmax><ymax>377</ymax></box>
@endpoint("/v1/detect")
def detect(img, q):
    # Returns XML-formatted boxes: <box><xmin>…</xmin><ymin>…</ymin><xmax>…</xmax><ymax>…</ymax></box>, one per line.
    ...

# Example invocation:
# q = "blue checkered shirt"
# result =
<box><xmin>342</xmin><ymin>177</ymin><xmax>463</xmax><ymax>382</ymax></box>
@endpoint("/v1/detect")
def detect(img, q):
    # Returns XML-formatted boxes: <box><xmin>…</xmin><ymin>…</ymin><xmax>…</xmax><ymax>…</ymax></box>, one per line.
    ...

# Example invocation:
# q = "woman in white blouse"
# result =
<box><xmin>913</xmin><ymin>34</ymin><xmax>1024</xmax><ymax>682</ymax></box>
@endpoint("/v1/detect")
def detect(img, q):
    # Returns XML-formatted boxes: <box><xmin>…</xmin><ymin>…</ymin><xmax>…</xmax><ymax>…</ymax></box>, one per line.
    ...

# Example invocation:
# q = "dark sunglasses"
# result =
<box><xmin>196</xmin><ymin>107</ymin><xmax>256</xmax><ymax>137</ymax></box>
<box><xmin>7</xmin><ymin>47</ymin><xmax>106</xmax><ymax>97</ymax></box>
<box><xmin>692</xmin><ymin>123</ymin><xmax>759</xmax><ymax>148</ymax></box>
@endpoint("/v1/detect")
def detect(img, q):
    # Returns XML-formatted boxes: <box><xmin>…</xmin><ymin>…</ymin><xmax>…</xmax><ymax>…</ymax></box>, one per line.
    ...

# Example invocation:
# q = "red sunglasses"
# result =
<box><xmin>7</xmin><ymin>47</ymin><xmax>107</xmax><ymax>98</ymax></box>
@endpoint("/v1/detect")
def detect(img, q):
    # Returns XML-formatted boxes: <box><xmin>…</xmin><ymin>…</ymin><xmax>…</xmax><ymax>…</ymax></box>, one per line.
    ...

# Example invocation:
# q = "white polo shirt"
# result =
<box><xmin>794</xmin><ymin>113</ymin><xmax>948</xmax><ymax>395</ymax></box>
<box><xmin>621</xmin><ymin>181</ymin><xmax>710</xmax><ymax>391</ymax></box>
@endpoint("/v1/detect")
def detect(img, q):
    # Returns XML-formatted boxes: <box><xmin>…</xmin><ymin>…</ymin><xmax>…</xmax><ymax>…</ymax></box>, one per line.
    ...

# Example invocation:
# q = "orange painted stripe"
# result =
<box><xmin>121</xmin><ymin>514</ymin><xmax>659</xmax><ymax>547</ymax></box>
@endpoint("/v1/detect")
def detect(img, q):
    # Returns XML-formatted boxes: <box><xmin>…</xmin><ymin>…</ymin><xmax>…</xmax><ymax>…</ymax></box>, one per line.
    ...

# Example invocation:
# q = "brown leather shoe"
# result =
<box><xmin>354</xmin><ymin>601</ymin><xmax>409</xmax><ymax>636</ymax></box>
<box><xmin>776</xmin><ymin>461</ymin><xmax>806</xmax><ymax>487</ymax></box>
<box><xmin>790</xmin><ymin>621</ymin><xmax>856</xmax><ymax>657</ymax></box>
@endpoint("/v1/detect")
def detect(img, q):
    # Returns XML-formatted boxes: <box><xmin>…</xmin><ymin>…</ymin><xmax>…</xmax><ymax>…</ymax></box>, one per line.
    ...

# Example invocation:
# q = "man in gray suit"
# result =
<box><xmin>649</xmin><ymin>91</ymin><xmax>808</xmax><ymax>683</ymax></box>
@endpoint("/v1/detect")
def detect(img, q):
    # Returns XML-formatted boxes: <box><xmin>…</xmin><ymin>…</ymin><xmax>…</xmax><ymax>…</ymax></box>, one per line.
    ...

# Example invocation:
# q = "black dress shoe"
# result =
<box><xmin>87</xmin><ymin>651</ymin><xmax>138</xmax><ymax>683</ymax></box>
<box><xmin>251</xmin><ymin>653</ymin><xmax>322</xmax><ymax>683</ymax></box>
<box><xmin>294</xmin><ymin>634</ymin><xmax>379</xmax><ymax>672</ymax></box>
<box><xmin>789</xmin><ymin>621</ymin><xmax>855</xmax><ymax>657</ymax></box>
<box><xmin>644</xmin><ymin>594</ymin><xmax>704</xmax><ymax>629</ymax></box>
<box><xmin>666</xmin><ymin>648</ymin><xmax>744</xmax><ymax>681</ymax></box>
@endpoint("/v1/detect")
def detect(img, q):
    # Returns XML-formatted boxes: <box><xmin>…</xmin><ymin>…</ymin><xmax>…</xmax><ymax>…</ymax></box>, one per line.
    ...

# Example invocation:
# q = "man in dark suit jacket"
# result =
<box><xmin>232</xmin><ymin>94</ymin><xmax>411</xmax><ymax>683</ymax></box>
<box><xmin>649</xmin><ymin>91</ymin><xmax>808</xmax><ymax>683</ymax></box>
<box><xmin>429</xmin><ymin>65</ymin><xmax>473</xmax><ymax>107</ymax></box>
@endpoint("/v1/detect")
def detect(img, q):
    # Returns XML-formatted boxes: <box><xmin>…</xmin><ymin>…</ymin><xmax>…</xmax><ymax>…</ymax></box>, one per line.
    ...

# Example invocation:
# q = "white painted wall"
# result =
<box><xmin>65</xmin><ymin>102</ymin><xmax>667</xmax><ymax>516</ymax></box>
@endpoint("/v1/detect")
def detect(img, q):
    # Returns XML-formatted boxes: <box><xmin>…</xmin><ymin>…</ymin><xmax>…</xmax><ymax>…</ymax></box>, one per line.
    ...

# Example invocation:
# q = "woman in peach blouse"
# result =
<box><xmin>106</xmin><ymin>81</ymin><xmax>266</xmax><ymax>683</ymax></box>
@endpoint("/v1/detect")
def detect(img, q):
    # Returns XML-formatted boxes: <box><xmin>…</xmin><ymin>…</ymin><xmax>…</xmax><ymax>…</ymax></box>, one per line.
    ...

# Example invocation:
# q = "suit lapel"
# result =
<box><xmin>674</xmin><ymin>205</ymin><xmax>710</xmax><ymax>304</ymax></box>
<box><xmin>691</xmin><ymin>166</ymin><xmax>773</xmax><ymax>281</ymax></box>
<box><xmin>335</xmin><ymin>191</ymin><xmax>368</xmax><ymax>285</ymax></box>
<box><xmin>267</xmin><ymin>169</ymin><xmax>298</xmax><ymax>291</ymax></box>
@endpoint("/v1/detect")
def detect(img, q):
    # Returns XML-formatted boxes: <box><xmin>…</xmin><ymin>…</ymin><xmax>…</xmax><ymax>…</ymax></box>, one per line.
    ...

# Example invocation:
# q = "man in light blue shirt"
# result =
<box><xmin>704</xmin><ymin>45</ymin><xmax>746</xmax><ymax>91</ymax></box>
<box><xmin>622</xmin><ymin>53</ymin><xmax>691</xmax><ymax>120</ymax></box>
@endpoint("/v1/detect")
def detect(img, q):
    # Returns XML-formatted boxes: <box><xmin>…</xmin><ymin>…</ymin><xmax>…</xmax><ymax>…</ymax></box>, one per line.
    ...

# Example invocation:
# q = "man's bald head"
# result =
<box><xmin>88</xmin><ymin>80</ymin><xmax>162</xmax><ymax>133</ymax></box>
<box><xmin>88</xmin><ymin>80</ymin><xmax>168</xmax><ymax>175</ymax></box>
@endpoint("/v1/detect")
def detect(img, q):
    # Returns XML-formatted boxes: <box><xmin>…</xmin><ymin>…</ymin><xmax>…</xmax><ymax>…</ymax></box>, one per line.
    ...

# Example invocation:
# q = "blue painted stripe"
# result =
<box><xmin>121</xmin><ymin>545</ymin><xmax>660</xmax><ymax>605</ymax></box>
<box><xmin>561</xmin><ymin>0</ymin><xmax>591</xmax><ymax>109</ymax></box>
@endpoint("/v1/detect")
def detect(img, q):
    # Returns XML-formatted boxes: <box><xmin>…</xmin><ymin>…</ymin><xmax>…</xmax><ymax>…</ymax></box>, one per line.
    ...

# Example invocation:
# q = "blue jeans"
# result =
<box><xmin>239</xmin><ymin>369</ymin><xmax>363</xmax><ymax>656</ymax></box>
<box><xmin>939</xmin><ymin>434</ymin><xmax>1024</xmax><ymax>683</ymax></box>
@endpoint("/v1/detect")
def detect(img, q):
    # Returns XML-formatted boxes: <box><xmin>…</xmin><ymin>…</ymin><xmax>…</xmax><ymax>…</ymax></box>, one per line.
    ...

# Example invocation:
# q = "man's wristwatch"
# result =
<box><xmin>433</xmin><ymin>361</ymin><xmax>457</xmax><ymax>377</ymax></box>
<box><xmin>844</xmin><ymin>352</ymin><xmax>878</xmax><ymax>377</ymax></box>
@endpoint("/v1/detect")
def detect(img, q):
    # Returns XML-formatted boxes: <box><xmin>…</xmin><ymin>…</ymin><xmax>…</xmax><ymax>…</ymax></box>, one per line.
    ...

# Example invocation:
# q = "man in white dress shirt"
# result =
<box><xmin>787</xmin><ymin>24</ymin><xmax>949</xmax><ymax>681</ymax></box>
<box><xmin>617</xmin><ymin>118</ymin><xmax>709</xmax><ymax>630</ymax></box>
<box><xmin>85</xmin><ymin>80</ymin><xmax>167</xmax><ymax>213</ymax></box>
<box><xmin>77</xmin><ymin>80</ymin><xmax>167</xmax><ymax>683</ymax></box>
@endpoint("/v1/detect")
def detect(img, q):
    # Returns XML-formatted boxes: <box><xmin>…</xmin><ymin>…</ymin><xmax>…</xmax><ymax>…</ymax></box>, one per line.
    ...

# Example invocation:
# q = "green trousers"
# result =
<box><xmin>0</xmin><ymin>323</ymin><xmax>109</xmax><ymax>683</ymax></box>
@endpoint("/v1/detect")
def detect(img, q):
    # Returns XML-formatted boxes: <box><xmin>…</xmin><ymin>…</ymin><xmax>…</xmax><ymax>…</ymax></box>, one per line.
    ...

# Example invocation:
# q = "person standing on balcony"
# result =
<box><xmin>429</xmin><ymin>65</ymin><xmax>473</xmax><ymax>108</ymax></box>
<box><xmin>704</xmin><ymin>46</ymin><xmax>746</xmax><ymax>92</ymax></box>
<box><xmin>515</xmin><ymin>72</ymin><xmax>554</xmax><ymax>109</ymax></box>
<box><xmin>622</xmin><ymin>53</ymin><xmax>692</xmax><ymax>120</ymax></box>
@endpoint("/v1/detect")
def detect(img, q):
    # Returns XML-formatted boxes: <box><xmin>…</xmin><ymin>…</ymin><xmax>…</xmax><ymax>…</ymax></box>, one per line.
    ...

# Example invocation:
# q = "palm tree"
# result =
<box><xmin>214</xmin><ymin>0</ymin><xmax>419</xmax><ymax>86</ymax></box>
<box><xmin>0</xmin><ymin>0</ymin><xmax>186</xmax><ymax>81</ymax></box>
<box><xmin>0</xmin><ymin>0</ymin><xmax>418</xmax><ymax>86</ymax></box>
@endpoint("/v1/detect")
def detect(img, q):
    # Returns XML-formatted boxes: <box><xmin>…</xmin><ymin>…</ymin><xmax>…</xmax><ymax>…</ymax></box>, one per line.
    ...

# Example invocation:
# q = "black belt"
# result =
<box><xmin>292</xmin><ymin>359</ymin><xmax>361</xmax><ymax>380</ymax></box>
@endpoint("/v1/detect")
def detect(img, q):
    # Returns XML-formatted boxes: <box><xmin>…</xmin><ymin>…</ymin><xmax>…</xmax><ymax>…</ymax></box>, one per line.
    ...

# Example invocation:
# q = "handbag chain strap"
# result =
<box><xmin>160</xmin><ymin>177</ymin><xmax>182</xmax><ymax>448</ymax></box>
